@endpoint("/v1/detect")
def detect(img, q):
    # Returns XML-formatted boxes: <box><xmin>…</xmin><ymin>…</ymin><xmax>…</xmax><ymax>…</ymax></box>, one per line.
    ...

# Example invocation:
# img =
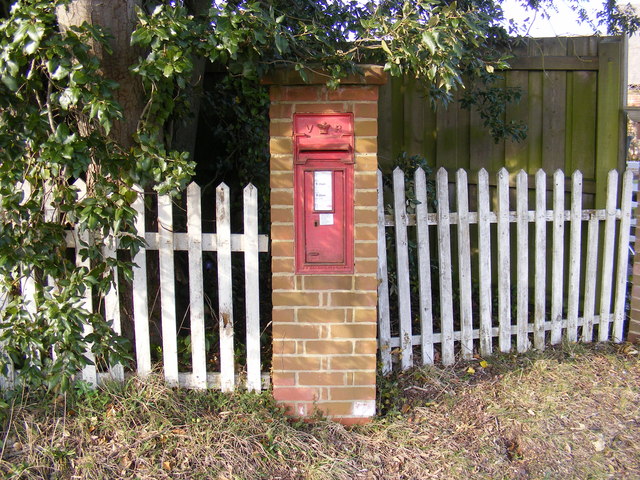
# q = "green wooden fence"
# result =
<box><xmin>378</xmin><ymin>36</ymin><xmax>626</xmax><ymax>208</ymax></box>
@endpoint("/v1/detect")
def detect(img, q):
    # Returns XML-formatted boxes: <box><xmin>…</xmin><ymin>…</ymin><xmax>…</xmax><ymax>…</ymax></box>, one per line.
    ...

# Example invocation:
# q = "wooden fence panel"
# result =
<box><xmin>378</xmin><ymin>167</ymin><xmax>635</xmax><ymax>372</ymax></box>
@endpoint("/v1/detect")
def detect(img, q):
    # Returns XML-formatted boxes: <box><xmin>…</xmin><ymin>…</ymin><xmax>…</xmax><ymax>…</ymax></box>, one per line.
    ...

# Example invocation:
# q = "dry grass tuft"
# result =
<box><xmin>1</xmin><ymin>342</ymin><xmax>639</xmax><ymax>479</ymax></box>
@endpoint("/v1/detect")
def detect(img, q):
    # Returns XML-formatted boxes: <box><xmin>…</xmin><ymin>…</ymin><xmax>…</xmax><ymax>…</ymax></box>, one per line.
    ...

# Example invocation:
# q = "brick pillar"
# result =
<box><xmin>265</xmin><ymin>67</ymin><xmax>386</xmax><ymax>424</ymax></box>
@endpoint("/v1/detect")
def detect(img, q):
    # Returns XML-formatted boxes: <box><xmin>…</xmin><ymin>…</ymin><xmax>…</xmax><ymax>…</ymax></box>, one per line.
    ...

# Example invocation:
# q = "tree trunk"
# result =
<box><xmin>56</xmin><ymin>0</ymin><xmax>145</xmax><ymax>149</ymax></box>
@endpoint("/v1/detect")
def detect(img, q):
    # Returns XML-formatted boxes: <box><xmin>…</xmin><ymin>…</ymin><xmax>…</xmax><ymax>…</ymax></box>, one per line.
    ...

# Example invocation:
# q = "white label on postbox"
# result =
<box><xmin>314</xmin><ymin>171</ymin><xmax>333</xmax><ymax>211</ymax></box>
<box><xmin>318</xmin><ymin>213</ymin><xmax>334</xmax><ymax>226</ymax></box>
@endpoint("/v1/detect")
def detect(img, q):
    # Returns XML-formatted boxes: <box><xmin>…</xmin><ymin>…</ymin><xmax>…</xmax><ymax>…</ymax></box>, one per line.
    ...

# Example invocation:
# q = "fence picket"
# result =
<box><xmin>613</xmin><ymin>169</ymin><xmax>634</xmax><ymax>342</ymax></box>
<box><xmin>477</xmin><ymin>169</ymin><xmax>492</xmax><ymax>356</ymax></box>
<box><xmin>103</xmin><ymin>232</ymin><xmax>124</xmax><ymax>382</ymax></box>
<box><xmin>244</xmin><ymin>184</ymin><xmax>261</xmax><ymax>392</ymax></box>
<box><xmin>393</xmin><ymin>168</ymin><xmax>413</xmax><ymax>369</ymax></box>
<box><xmin>158</xmin><ymin>193</ymin><xmax>179</xmax><ymax>387</ymax></box>
<box><xmin>72</xmin><ymin>179</ymin><xmax>97</xmax><ymax>386</ymax></box>
<box><xmin>187</xmin><ymin>183</ymin><xmax>207</xmax><ymax>389</ymax></box>
<box><xmin>598</xmin><ymin>171</ymin><xmax>618</xmax><ymax>342</ymax></box>
<box><xmin>551</xmin><ymin>170</ymin><xmax>565</xmax><ymax>345</ymax></box>
<box><xmin>19</xmin><ymin>181</ymin><xmax>36</xmax><ymax>318</ymax></box>
<box><xmin>516</xmin><ymin>170</ymin><xmax>529</xmax><ymax>353</ymax></box>
<box><xmin>132</xmin><ymin>185</ymin><xmax>152</xmax><ymax>377</ymax></box>
<box><xmin>456</xmin><ymin>170</ymin><xmax>473</xmax><ymax>360</ymax></box>
<box><xmin>217</xmin><ymin>183</ymin><xmax>235</xmax><ymax>391</ymax></box>
<box><xmin>377</xmin><ymin>170</ymin><xmax>393</xmax><ymax>374</ymax></box>
<box><xmin>415</xmin><ymin>168</ymin><xmax>434</xmax><ymax>364</ymax></box>
<box><xmin>582</xmin><ymin>214</ymin><xmax>599</xmax><ymax>342</ymax></box>
<box><xmin>566</xmin><ymin>171</ymin><xmax>583</xmax><ymax>343</ymax></box>
<box><xmin>436</xmin><ymin>168</ymin><xmax>455</xmax><ymax>365</ymax></box>
<box><xmin>534</xmin><ymin>170</ymin><xmax>546</xmax><ymax>350</ymax></box>
<box><xmin>496</xmin><ymin>168</ymin><xmax>511</xmax><ymax>353</ymax></box>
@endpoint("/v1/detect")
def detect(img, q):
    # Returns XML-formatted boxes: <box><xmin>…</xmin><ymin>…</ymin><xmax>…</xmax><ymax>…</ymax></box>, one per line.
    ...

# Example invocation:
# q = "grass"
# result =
<box><xmin>0</xmin><ymin>342</ymin><xmax>639</xmax><ymax>479</ymax></box>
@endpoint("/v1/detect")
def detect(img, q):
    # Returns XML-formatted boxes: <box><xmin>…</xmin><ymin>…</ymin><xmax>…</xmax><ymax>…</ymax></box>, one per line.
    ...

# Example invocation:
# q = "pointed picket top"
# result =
<box><xmin>456</xmin><ymin>167</ymin><xmax>468</xmax><ymax>183</ymax></box>
<box><xmin>571</xmin><ymin>169</ymin><xmax>583</xmax><ymax>187</ymax></box>
<box><xmin>72</xmin><ymin>178</ymin><xmax>87</xmax><ymax>198</ymax></box>
<box><xmin>478</xmin><ymin>168</ymin><xmax>489</xmax><ymax>183</ymax></box>
<box><xmin>244</xmin><ymin>183</ymin><xmax>257</xmax><ymax>196</ymax></box>
<box><xmin>187</xmin><ymin>181</ymin><xmax>201</xmax><ymax>197</ymax></box>
<box><xmin>497</xmin><ymin>167</ymin><xmax>509</xmax><ymax>180</ymax></box>
<box><xmin>535</xmin><ymin>169</ymin><xmax>546</xmax><ymax>184</ymax></box>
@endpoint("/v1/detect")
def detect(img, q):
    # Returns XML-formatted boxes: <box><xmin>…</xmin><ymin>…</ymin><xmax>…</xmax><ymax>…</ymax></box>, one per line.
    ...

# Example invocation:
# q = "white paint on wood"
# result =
<box><xmin>393</xmin><ymin>168</ymin><xmax>413</xmax><ymax>369</ymax></box>
<box><xmin>534</xmin><ymin>170</ymin><xmax>546</xmax><ymax>350</ymax></box>
<box><xmin>217</xmin><ymin>183</ymin><xmax>235</xmax><ymax>391</ymax></box>
<box><xmin>613</xmin><ymin>170</ymin><xmax>634</xmax><ymax>342</ymax></box>
<box><xmin>187</xmin><ymin>183</ymin><xmax>207</xmax><ymax>389</ymax></box>
<box><xmin>103</xmin><ymin>231</ymin><xmax>124</xmax><ymax>382</ymax></box>
<box><xmin>477</xmin><ymin>169</ymin><xmax>493</xmax><ymax>356</ymax></box>
<box><xmin>415</xmin><ymin>168</ymin><xmax>434</xmax><ymax>364</ymax></box>
<box><xmin>158</xmin><ymin>193</ymin><xmax>179</xmax><ymax>387</ymax></box>
<box><xmin>516</xmin><ymin>170</ymin><xmax>529</xmax><ymax>353</ymax></box>
<box><xmin>581</xmin><ymin>213</ymin><xmax>599</xmax><ymax>342</ymax></box>
<box><xmin>244</xmin><ymin>184</ymin><xmax>262</xmax><ymax>392</ymax></box>
<box><xmin>566</xmin><ymin>171</ymin><xmax>583</xmax><ymax>343</ymax></box>
<box><xmin>456</xmin><ymin>169</ymin><xmax>473</xmax><ymax>360</ymax></box>
<box><xmin>436</xmin><ymin>168</ymin><xmax>455</xmax><ymax>365</ymax></box>
<box><xmin>496</xmin><ymin>168</ymin><xmax>512</xmax><ymax>353</ymax></box>
<box><xmin>132</xmin><ymin>185</ymin><xmax>151</xmax><ymax>377</ymax></box>
<box><xmin>377</xmin><ymin>170</ymin><xmax>393</xmax><ymax>374</ymax></box>
<box><xmin>551</xmin><ymin>170</ymin><xmax>565</xmax><ymax>345</ymax></box>
<box><xmin>73</xmin><ymin>179</ymin><xmax>96</xmax><ymax>386</ymax></box>
<box><xmin>598</xmin><ymin>171</ymin><xmax>618</xmax><ymax>342</ymax></box>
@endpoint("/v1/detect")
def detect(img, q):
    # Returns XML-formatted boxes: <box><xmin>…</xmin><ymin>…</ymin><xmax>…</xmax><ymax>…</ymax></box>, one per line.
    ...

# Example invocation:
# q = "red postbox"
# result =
<box><xmin>293</xmin><ymin>113</ymin><xmax>354</xmax><ymax>274</ymax></box>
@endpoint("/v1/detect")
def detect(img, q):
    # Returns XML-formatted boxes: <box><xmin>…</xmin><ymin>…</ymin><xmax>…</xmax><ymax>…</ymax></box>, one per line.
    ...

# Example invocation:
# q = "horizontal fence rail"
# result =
<box><xmin>3</xmin><ymin>181</ymin><xmax>269</xmax><ymax>391</ymax></box>
<box><xmin>378</xmin><ymin>167</ymin><xmax>634</xmax><ymax>373</ymax></box>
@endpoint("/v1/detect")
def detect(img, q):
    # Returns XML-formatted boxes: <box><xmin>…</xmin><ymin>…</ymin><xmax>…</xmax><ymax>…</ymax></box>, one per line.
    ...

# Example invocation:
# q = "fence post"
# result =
<box><xmin>264</xmin><ymin>66</ymin><xmax>386</xmax><ymax>424</ymax></box>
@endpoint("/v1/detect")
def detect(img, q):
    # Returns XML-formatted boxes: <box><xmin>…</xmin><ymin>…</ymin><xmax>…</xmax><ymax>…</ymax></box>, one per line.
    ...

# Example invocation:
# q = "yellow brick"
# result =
<box><xmin>354</xmin><ymin>275</ymin><xmax>378</xmax><ymax>291</ymax></box>
<box><xmin>353</xmin><ymin>308</ymin><xmax>376</xmax><ymax>323</ymax></box>
<box><xmin>298</xmin><ymin>372</ymin><xmax>346</xmax><ymax>386</ymax></box>
<box><xmin>272</xmin><ymin>340</ymin><xmax>297</xmax><ymax>354</ymax></box>
<box><xmin>355</xmin><ymin>172</ymin><xmax>378</xmax><ymax>189</ymax></box>
<box><xmin>271</xmin><ymin>207</ymin><xmax>294</xmax><ymax>224</ymax></box>
<box><xmin>355</xmin><ymin>242</ymin><xmax>377</xmax><ymax>258</ymax></box>
<box><xmin>355</xmin><ymin>155</ymin><xmax>378</xmax><ymax>172</ymax></box>
<box><xmin>329</xmin><ymin>292</ymin><xmax>377</xmax><ymax>308</ymax></box>
<box><xmin>270</xmin><ymin>189</ymin><xmax>293</xmax><ymax>206</ymax></box>
<box><xmin>330</xmin><ymin>324</ymin><xmax>376</xmax><ymax>339</ymax></box>
<box><xmin>272</xmin><ymin>275</ymin><xmax>295</xmax><ymax>290</ymax></box>
<box><xmin>272</xmin><ymin>257</ymin><xmax>294</xmax><ymax>273</ymax></box>
<box><xmin>353</xmin><ymin>102</ymin><xmax>378</xmax><ymax>119</ymax></box>
<box><xmin>328</xmin><ymin>355</ymin><xmax>375</xmax><ymax>370</ymax></box>
<box><xmin>355</xmin><ymin>120</ymin><xmax>378</xmax><ymax>136</ymax></box>
<box><xmin>297</xmin><ymin>308</ymin><xmax>346</xmax><ymax>323</ymax></box>
<box><xmin>355</xmin><ymin>259</ymin><xmax>377</xmax><ymax>274</ymax></box>
<box><xmin>330</xmin><ymin>386</ymin><xmax>376</xmax><ymax>401</ymax></box>
<box><xmin>305</xmin><ymin>340</ymin><xmax>353</xmax><ymax>355</ymax></box>
<box><xmin>354</xmin><ymin>340</ymin><xmax>378</xmax><ymax>354</ymax></box>
<box><xmin>304</xmin><ymin>276</ymin><xmax>353</xmax><ymax>290</ymax></box>
<box><xmin>271</xmin><ymin>240</ymin><xmax>294</xmax><ymax>257</ymax></box>
<box><xmin>355</xmin><ymin>137</ymin><xmax>377</xmax><ymax>154</ymax></box>
<box><xmin>270</xmin><ymin>155</ymin><xmax>293</xmax><ymax>171</ymax></box>
<box><xmin>270</xmin><ymin>137</ymin><xmax>293</xmax><ymax>154</ymax></box>
<box><xmin>353</xmin><ymin>371</ymin><xmax>377</xmax><ymax>385</ymax></box>
<box><xmin>354</xmin><ymin>191</ymin><xmax>378</xmax><ymax>207</ymax></box>
<box><xmin>271</xmin><ymin>224</ymin><xmax>294</xmax><ymax>241</ymax></box>
<box><xmin>272</xmin><ymin>291</ymin><xmax>321</xmax><ymax>307</ymax></box>
<box><xmin>274</xmin><ymin>355</ymin><xmax>322</xmax><ymax>371</ymax></box>
<box><xmin>270</xmin><ymin>172</ymin><xmax>293</xmax><ymax>189</ymax></box>
<box><xmin>273</xmin><ymin>323</ymin><xmax>322</xmax><ymax>339</ymax></box>
<box><xmin>354</xmin><ymin>209</ymin><xmax>378</xmax><ymax>225</ymax></box>
<box><xmin>270</xmin><ymin>121</ymin><xmax>292</xmax><ymax>137</ymax></box>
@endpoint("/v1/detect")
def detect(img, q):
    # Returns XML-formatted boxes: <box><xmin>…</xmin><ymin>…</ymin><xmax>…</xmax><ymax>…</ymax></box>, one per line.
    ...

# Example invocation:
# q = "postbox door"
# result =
<box><xmin>302</xmin><ymin>167</ymin><xmax>346</xmax><ymax>264</ymax></box>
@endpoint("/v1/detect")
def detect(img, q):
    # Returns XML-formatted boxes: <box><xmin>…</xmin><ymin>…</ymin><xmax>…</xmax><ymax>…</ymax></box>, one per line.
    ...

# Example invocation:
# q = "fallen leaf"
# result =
<box><xmin>466</xmin><ymin>367</ymin><xmax>476</xmax><ymax>374</ymax></box>
<box><xmin>163</xmin><ymin>461</ymin><xmax>172</xmax><ymax>471</ymax></box>
<box><xmin>593</xmin><ymin>436</ymin><xmax>605</xmax><ymax>452</ymax></box>
<box><xmin>479</xmin><ymin>360</ymin><xmax>489</xmax><ymax>368</ymax></box>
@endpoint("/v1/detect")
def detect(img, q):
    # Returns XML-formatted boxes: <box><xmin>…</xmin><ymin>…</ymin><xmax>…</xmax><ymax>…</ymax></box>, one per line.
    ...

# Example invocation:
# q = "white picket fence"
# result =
<box><xmin>2</xmin><ymin>180</ymin><xmax>269</xmax><ymax>391</ymax></box>
<box><xmin>377</xmin><ymin>167</ymin><xmax>635</xmax><ymax>373</ymax></box>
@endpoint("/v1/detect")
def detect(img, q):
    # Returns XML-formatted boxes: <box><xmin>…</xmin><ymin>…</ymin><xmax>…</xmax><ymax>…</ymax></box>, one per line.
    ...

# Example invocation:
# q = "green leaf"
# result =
<box><xmin>274</xmin><ymin>34</ymin><xmax>288</xmax><ymax>54</ymax></box>
<box><xmin>381</xmin><ymin>39</ymin><xmax>392</xmax><ymax>56</ymax></box>
<box><xmin>421</xmin><ymin>31</ymin><xmax>436</xmax><ymax>55</ymax></box>
<box><xmin>1</xmin><ymin>75</ymin><xmax>18</xmax><ymax>92</ymax></box>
